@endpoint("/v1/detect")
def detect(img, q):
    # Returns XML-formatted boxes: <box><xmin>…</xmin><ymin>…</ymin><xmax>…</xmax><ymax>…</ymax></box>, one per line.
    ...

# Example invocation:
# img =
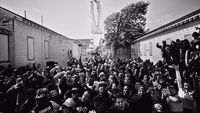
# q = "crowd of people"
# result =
<box><xmin>0</xmin><ymin>53</ymin><xmax>200</xmax><ymax>113</ymax></box>
<box><xmin>0</xmin><ymin>27</ymin><xmax>200</xmax><ymax>113</ymax></box>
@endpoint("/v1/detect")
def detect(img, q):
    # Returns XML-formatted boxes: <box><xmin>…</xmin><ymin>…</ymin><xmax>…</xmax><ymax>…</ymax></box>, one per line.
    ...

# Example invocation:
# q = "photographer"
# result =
<box><xmin>6</xmin><ymin>74</ymin><xmax>29</xmax><ymax>113</ymax></box>
<box><xmin>156</xmin><ymin>41</ymin><xmax>172</xmax><ymax>64</ymax></box>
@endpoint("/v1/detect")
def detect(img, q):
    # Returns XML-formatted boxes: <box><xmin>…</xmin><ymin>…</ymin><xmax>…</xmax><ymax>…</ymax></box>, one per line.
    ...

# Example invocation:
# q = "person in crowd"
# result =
<box><xmin>131</xmin><ymin>85</ymin><xmax>153</xmax><ymax>113</ymax></box>
<box><xmin>61</xmin><ymin>87</ymin><xmax>82</xmax><ymax>113</ymax></box>
<box><xmin>165</xmin><ymin>82</ymin><xmax>183</xmax><ymax>113</ymax></box>
<box><xmin>31</xmin><ymin>88</ymin><xmax>59</xmax><ymax>113</ymax></box>
<box><xmin>107</xmin><ymin>94</ymin><xmax>130</xmax><ymax>113</ymax></box>
<box><xmin>172</xmin><ymin>64</ymin><xmax>195</xmax><ymax>113</ymax></box>
<box><xmin>1</xmin><ymin>51</ymin><xmax>200</xmax><ymax>113</ymax></box>
<box><xmin>92</xmin><ymin>81</ymin><xmax>113</xmax><ymax>113</ymax></box>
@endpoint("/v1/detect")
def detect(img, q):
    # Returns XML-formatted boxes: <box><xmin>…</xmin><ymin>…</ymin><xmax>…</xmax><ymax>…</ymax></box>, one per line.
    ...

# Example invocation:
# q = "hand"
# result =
<box><xmin>76</xmin><ymin>107</ymin><xmax>83</xmax><ymax>112</ymax></box>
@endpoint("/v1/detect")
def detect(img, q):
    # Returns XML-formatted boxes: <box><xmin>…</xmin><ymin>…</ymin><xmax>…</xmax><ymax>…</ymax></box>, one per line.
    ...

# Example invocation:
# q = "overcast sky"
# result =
<box><xmin>1</xmin><ymin>0</ymin><xmax>200</xmax><ymax>39</ymax></box>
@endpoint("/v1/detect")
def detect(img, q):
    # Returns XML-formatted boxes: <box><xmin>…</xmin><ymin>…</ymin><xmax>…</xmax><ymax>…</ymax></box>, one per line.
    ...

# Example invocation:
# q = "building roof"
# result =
<box><xmin>0</xmin><ymin>7</ymin><xmax>71</xmax><ymax>40</ymax></box>
<box><xmin>133</xmin><ymin>8</ymin><xmax>200</xmax><ymax>43</ymax></box>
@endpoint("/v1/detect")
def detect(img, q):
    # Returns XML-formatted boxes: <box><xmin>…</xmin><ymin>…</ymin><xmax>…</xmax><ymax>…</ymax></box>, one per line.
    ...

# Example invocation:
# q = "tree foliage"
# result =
<box><xmin>104</xmin><ymin>1</ymin><xmax>149</xmax><ymax>50</ymax></box>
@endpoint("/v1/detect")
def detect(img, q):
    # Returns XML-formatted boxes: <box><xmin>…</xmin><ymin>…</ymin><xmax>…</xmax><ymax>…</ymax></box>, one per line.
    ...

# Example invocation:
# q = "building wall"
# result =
<box><xmin>13</xmin><ymin>19</ymin><xmax>73</xmax><ymax>67</ymax></box>
<box><xmin>77</xmin><ymin>39</ymin><xmax>91</xmax><ymax>62</ymax></box>
<box><xmin>132</xmin><ymin>19</ymin><xmax>200</xmax><ymax>63</ymax></box>
<box><xmin>115</xmin><ymin>47</ymin><xmax>131</xmax><ymax>59</ymax></box>
<box><xmin>0</xmin><ymin>7</ymin><xmax>79</xmax><ymax>67</ymax></box>
<box><xmin>72</xmin><ymin>42</ymin><xmax>79</xmax><ymax>59</ymax></box>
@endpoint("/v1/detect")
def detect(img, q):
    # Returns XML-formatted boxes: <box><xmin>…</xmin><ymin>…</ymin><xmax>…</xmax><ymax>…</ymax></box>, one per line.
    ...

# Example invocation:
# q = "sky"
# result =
<box><xmin>1</xmin><ymin>0</ymin><xmax>200</xmax><ymax>39</ymax></box>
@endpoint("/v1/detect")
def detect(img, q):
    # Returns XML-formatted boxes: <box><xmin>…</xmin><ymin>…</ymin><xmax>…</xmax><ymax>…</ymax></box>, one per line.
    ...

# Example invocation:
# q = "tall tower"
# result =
<box><xmin>89</xmin><ymin>0</ymin><xmax>104</xmax><ymax>47</ymax></box>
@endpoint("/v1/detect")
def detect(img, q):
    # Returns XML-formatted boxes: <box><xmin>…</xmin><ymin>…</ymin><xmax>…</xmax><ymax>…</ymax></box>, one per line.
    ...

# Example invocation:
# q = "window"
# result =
<box><xmin>81</xmin><ymin>48</ymin><xmax>86</xmax><ymax>56</ymax></box>
<box><xmin>44</xmin><ymin>40</ymin><xmax>49</xmax><ymax>59</ymax></box>
<box><xmin>0</xmin><ymin>34</ymin><xmax>9</xmax><ymax>62</ymax></box>
<box><xmin>27</xmin><ymin>36</ymin><xmax>34</xmax><ymax>60</ymax></box>
<box><xmin>123</xmin><ymin>48</ymin><xmax>128</xmax><ymax>55</ymax></box>
<box><xmin>149</xmin><ymin>42</ymin><xmax>152</xmax><ymax>56</ymax></box>
<box><xmin>144</xmin><ymin>43</ymin><xmax>146</xmax><ymax>56</ymax></box>
<box><xmin>116</xmin><ymin>48</ymin><xmax>120</xmax><ymax>55</ymax></box>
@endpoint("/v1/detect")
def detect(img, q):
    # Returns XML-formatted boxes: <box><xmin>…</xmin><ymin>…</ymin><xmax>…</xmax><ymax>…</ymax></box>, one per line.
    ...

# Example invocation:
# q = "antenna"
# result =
<box><xmin>24</xmin><ymin>10</ymin><xmax>26</xmax><ymax>18</ymax></box>
<box><xmin>41</xmin><ymin>15</ymin><xmax>43</xmax><ymax>26</ymax></box>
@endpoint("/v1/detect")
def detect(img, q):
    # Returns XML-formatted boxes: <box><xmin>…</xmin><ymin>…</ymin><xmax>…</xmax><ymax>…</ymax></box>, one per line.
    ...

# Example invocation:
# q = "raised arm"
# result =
<box><xmin>172</xmin><ymin>64</ymin><xmax>182</xmax><ymax>89</ymax></box>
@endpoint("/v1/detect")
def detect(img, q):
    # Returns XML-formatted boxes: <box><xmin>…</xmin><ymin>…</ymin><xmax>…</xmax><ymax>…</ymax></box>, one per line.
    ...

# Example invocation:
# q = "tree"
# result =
<box><xmin>104</xmin><ymin>1</ymin><xmax>149</xmax><ymax>58</ymax></box>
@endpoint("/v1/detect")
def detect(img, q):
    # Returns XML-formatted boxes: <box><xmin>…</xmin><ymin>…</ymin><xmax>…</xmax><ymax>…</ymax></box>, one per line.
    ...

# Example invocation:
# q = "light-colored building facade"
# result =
<box><xmin>131</xmin><ymin>9</ymin><xmax>200</xmax><ymax>63</ymax></box>
<box><xmin>0</xmin><ymin>7</ymin><xmax>76</xmax><ymax>67</ymax></box>
<box><xmin>77</xmin><ymin>39</ymin><xmax>91</xmax><ymax>62</ymax></box>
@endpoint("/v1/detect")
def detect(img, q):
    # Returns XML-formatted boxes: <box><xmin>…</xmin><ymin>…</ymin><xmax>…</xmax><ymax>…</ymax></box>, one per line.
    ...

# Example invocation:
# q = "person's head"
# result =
<box><xmin>183</xmin><ymin>81</ymin><xmax>191</xmax><ymax>91</ymax></box>
<box><xmin>162</xmin><ymin>40</ymin><xmax>166</xmax><ymax>45</ymax></box>
<box><xmin>153</xmin><ymin>89</ymin><xmax>162</xmax><ymax>100</ymax></box>
<box><xmin>71</xmin><ymin>87</ymin><xmax>79</xmax><ymax>99</ymax></box>
<box><xmin>35</xmin><ymin>88</ymin><xmax>49</xmax><ymax>105</ymax></box>
<box><xmin>135</xmin><ymin>81</ymin><xmax>141</xmax><ymax>91</ymax></box>
<box><xmin>108</xmin><ymin>75</ymin><xmax>115</xmax><ymax>84</ymax></box>
<box><xmin>182</xmin><ymin>70</ymin><xmax>188</xmax><ymax>79</ymax></box>
<box><xmin>142</xmin><ymin>75</ymin><xmax>149</xmax><ymax>82</ymax></box>
<box><xmin>81</xmin><ymin>90</ymin><xmax>92</xmax><ymax>103</ymax></box>
<box><xmin>124</xmin><ymin>76</ymin><xmax>131</xmax><ymax>85</ymax></box>
<box><xmin>72</xmin><ymin>74</ymin><xmax>79</xmax><ymax>83</ymax></box>
<box><xmin>138</xmin><ymin>86</ymin><xmax>145</xmax><ymax>95</ymax></box>
<box><xmin>123</xmin><ymin>85</ymin><xmax>130</xmax><ymax>96</ymax></box>
<box><xmin>99</xmin><ymin>72</ymin><xmax>106</xmax><ymax>81</ymax></box>
<box><xmin>192</xmin><ymin>32</ymin><xmax>200</xmax><ymax>40</ymax></box>
<box><xmin>98</xmin><ymin>81</ymin><xmax>106</xmax><ymax>94</ymax></box>
<box><xmin>86</xmin><ymin>75</ymin><xmax>94</xmax><ymax>85</ymax></box>
<box><xmin>111</xmin><ymin>82</ymin><xmax>118</xmax><ymax>91</ymax></box>
<box><xmin>114</xmin><ymin>94</ymin><xmax>127</xmax><ymax>111</ymax></box>
<box><xmin>168</xmin><ymin>83</ymin><xmax>178</xmax><ymax>96</ymax></box>
<box><xmin>118</xmin><ymin>73</ymin><xmax>124</xmax><ymax>81</ymax></box>
<box><xmin>64</xmin><ymin>71</ymin><xmax>72</xmax><ymax>81</ymax></box>
<box><xmin>154</xmin><ymin>103</ymin><xmax>163</xmax><ymax>113</ymax></box>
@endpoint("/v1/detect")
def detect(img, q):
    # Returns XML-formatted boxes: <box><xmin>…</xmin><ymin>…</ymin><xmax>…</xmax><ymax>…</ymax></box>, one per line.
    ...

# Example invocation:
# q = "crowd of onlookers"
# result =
<box><xmin>0</xmin><ymin>53</ymin><xmax>200</xmax><ymax>113</ymax></box>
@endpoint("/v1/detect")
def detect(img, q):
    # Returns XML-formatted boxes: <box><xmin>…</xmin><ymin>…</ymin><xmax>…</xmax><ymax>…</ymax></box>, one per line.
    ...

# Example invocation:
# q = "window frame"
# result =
<box><xmin>44</xmin><ymin>40</ymin><xmax>49</xmax><ymax>59</ymax></box>
<box><xmin>149</xmin><ymin>42</ymin><xmax>152</xmax><ymax>56</ymax></box>
<box><xmin>144</xmin><ymin>43</ymin><xmax>146</xmax><ymax>56</ymax></box>
<box><xmin>0</xmin><ymin>34</ymin><xmax>9</xmax><ymax>63</ymax></box>
<box><xmin>81</xmin><ymin>48</ymin><xmax>86</xmax><ymax>56</ymax></box>
<box><xmin>27</xmin><ymin>36</ymin><xmax>35</xmax><ymax>61</ymax></box>
<box><xmin>123</xmin><ymin>48</ymin><xmax>128</xmax><ymax>55</ymax></box>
